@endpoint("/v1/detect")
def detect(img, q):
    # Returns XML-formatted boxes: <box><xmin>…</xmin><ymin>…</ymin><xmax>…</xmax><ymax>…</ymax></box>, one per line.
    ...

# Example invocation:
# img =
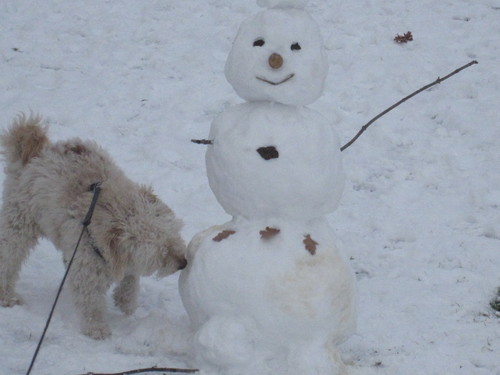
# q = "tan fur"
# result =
<box><xmin>0</xmin><ymin>115</ymin><xmax>187</xmax><ymax>339</ymax></box>
<box><xmin>0</xmin><ymin>114</ymin><xmax>48</xmax><ymax>166</ymax></box>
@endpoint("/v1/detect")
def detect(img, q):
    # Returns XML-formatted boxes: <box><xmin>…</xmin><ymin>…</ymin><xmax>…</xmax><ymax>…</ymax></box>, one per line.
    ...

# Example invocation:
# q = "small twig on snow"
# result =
<box><xmin>340</xmin><ymin>60</ymin><xmax>478</xmax><ymax>152</ymax></box>
<box><xmin>77</xmin><ymin>366</ymin><xmax>199</xmax><ymax>375</ymax></box>
<box><xmin>191</xmin><ymin>139</ymin><xmax>213</xmax><ymax>145</ymax></box>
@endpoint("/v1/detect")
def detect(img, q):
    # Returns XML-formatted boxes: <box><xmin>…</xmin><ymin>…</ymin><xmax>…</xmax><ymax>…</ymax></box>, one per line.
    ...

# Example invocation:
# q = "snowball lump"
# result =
<box><xmin>206</xmin><ymin>102</ymin><xmax>344</xmax><ymax>220</ymax></box>
<box><xmin>224</xmin><ymin>8</ymin><xmax>329</xmax><ymax>105</ymax></box>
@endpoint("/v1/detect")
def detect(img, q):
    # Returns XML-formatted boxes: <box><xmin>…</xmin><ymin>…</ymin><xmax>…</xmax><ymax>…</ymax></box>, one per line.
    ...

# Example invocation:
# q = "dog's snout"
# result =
<box><xmin>177</xmin><ymin>257</ymin><xmax>188</xmax><ymax>270</ymax></box>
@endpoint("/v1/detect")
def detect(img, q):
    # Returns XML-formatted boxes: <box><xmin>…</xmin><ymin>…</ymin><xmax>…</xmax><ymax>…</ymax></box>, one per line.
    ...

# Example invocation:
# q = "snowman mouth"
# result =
<box><xmin>256</xmin><ymin>73</ymin><xmax>295</xmax><ymax>86</ymax></box>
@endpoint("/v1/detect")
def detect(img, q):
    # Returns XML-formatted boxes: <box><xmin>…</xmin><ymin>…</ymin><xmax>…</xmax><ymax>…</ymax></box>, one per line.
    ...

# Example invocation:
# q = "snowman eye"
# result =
<box><xmin>253</xmin><ymin>39</ymin><xmax>265</xmax><ymax>47</ymax></box>
<box><xmin>291</xmin><ymin>42</ymin><xmax>301</xmax><ymax>51</ymax></box>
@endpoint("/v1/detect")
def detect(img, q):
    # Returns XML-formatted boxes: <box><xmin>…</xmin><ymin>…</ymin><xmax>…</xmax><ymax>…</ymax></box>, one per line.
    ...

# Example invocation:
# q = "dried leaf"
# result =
<box><xmin>303</xmin><ymin>234</ymin><xmax>318</xmax><ymax>255</ymax></box>
<box><xmin>394</xmin><ymin>31</ymin><xmax>413</xmax><ymax>44</ymax></box>
<box><xmin>212</xmin><ymin>230</ymin><xmax>236</xmax><ymax>242</ymax></box>
<box><xmin>259</xmin><ymin>226</ymin><xmax>280</xmax><ymax>239</ymax></box>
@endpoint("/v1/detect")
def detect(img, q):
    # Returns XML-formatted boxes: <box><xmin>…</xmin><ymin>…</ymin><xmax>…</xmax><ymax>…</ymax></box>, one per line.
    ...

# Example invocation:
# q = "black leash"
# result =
<box><xmin>25</xmin><ymin>182</ymin><xmax>102</xmax><ymax>375</ymax></box>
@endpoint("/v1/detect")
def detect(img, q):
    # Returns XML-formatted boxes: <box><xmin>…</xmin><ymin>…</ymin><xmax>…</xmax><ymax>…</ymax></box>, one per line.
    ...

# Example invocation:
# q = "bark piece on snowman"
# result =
<box><xmin>303</xmin><ymin>233</ymin><xmax>318</xmax><ymax>255</ymax></box>
<box><xmin>256</xmin><ymin>145</ymin><xmax>279</xmax><ymax>160</ymax></box>
<box><xmin>212</xmin><ymin>229</ymin><xmax>236</xmax><ymax>242</ymax></box>
<box><xmin>259</xmin><ymin>226</ymin><xmax>281</xmax><ymax>239</ymax></box>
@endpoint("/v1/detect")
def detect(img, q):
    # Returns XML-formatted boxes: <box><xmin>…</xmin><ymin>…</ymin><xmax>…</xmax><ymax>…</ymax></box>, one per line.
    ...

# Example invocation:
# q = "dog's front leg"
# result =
<box><xmin>113</xmin><ymin>274</ymin><xmax>139</xmax><ymax>315</ymax></box>
<box><xmin>68</xmin><ymin>248</ymin><xmax>112</xmax><ymax>340</ymax></box>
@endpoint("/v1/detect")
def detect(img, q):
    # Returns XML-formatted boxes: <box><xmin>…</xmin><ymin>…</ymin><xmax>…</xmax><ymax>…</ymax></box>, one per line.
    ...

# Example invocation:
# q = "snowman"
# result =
<box><xmin>179</xmin><ymin>1</ymin><xmax>356</xmax><ymax>374</ymax></box>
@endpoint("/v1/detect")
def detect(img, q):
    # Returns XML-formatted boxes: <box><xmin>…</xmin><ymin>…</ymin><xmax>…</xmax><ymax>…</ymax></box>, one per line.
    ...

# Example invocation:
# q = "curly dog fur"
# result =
<box><xmin>0</xmin><ymin>115</ymin><xmax>187</xmax><ymax>339</ymax></box>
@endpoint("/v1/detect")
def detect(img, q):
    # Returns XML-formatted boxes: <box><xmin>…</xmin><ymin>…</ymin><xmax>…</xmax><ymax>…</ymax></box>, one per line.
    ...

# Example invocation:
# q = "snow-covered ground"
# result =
<box><xmin>1</xmin><ymin>0</ymin><xmax>498</xmax><ymax>374</ymax></box>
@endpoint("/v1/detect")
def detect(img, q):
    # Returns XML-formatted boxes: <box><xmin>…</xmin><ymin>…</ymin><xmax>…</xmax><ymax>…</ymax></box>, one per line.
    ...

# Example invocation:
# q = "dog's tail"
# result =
<box><xmin>1</xmin><ymin>114</ymin><xmax>49</xmax><ymax>166</ymax></box>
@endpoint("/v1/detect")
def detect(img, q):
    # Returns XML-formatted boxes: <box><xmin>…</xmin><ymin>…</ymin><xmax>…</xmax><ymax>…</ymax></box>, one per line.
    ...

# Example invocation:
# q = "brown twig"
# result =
<box><xmin>77</xmin><ymin>366</ymin><xmax>199</xmax><ymax>375</ymax></box>
<box><xmin>340</xmin><ymin>60</ymin><xmax>478</xmax><ymax>152</ymax></box>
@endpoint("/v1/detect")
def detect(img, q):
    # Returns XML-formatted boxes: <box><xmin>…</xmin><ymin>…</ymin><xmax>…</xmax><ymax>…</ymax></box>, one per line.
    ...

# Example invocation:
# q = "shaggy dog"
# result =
<box><xmin>0</xmin><ymin>115</ymin><xmax>187</xmax><ymax>339</ymax></box>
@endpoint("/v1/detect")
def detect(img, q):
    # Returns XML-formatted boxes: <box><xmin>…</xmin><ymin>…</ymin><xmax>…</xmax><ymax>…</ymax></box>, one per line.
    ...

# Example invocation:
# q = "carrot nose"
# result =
<box><xmin>268</xmin><ymin>53</ymin><xmax>283</xmax><ymax>69</ymax></box>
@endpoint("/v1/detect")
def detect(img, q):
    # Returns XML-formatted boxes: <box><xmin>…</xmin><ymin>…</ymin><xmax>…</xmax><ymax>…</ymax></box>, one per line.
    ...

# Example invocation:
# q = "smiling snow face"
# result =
<box><xmin>224</xmin><ymin>8</ymin><xmax>328</xmax><ymax>105</ymax></box>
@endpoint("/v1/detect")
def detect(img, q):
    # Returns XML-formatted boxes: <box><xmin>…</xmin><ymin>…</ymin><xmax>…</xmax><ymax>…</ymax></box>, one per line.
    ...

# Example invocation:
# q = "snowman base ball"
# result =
<box><xmin>179</xmin><ymin>218</ymin><xmax>356</xmax><ymax>375</ymax></box>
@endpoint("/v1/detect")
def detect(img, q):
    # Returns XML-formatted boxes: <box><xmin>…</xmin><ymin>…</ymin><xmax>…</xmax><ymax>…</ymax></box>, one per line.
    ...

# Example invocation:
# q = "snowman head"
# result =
<box><xmin>225</xmin><ymin>0</ymin><xmax>329</xmax><ymax>106</ymax></box>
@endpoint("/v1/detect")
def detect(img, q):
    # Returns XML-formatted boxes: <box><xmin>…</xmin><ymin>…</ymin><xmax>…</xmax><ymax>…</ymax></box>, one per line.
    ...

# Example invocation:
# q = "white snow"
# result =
<box><xmin>257</xmin><ymin>0</ymin><xmax>309</xmax><ymax>10</ymax></box>
<box><xmin>0</xmin><ymin>1</ymin><xmax>499</xmax><ymax>375</ymax></box>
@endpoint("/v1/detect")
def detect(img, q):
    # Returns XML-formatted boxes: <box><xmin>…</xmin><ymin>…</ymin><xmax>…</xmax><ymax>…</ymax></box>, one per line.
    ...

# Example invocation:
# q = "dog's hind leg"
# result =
<box><xmin>0</xmin><ymin>212</ymin><xmax>40</xmax><ymax>307</ymax></box>
<box><xmin>67</xmin><ymin>245</ymin><xmax>112</xmax><ymax>339</ymax></box>
<box><xmin>113</xmin><ymin>274</ymin><xmax>139</xmax><ymax>315</ymax></box>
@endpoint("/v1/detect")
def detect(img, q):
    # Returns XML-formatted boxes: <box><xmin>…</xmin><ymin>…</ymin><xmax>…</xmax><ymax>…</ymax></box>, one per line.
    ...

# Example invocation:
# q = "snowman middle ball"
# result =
<box><xmin>225</xmin><ymin>7</ymin><xmax>329</xmax><ymax>106</ymax></box>
<box><xmin>206</xmin><ymin>101</ymin><xmax>344</xmax><ymax>220</ymax></box>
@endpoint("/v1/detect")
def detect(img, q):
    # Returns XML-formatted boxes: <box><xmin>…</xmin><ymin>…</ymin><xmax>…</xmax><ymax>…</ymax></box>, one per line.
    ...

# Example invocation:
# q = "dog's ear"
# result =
<box><xmin>105</xmin><ymin>226</ymin><xmax>130</xmax><ymax>279</ymax></box>
<box><xmin>138</xmin><ymin>186</ymin><xmax>174</xmax><ymax>217</ymax></box>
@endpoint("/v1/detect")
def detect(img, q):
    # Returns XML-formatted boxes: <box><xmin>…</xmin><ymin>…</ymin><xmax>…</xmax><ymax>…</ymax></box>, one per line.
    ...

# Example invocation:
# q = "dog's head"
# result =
<box><xmin>87</xmin><ymin>183</ymin><xmax>187</xmax><ymax>279</ymax></box>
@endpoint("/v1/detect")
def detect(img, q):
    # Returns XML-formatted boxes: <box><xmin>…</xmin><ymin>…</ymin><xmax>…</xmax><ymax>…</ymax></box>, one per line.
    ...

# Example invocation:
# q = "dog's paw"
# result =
<box><xmin>114</xmin><ymin>294</ymin><xmax>137</xmax><ymax>316</ymax></box>
<box><xmin>113</xmin><ymin>276</ymin><xmax>138</xmax><ymax>315</ymax></box>
<box><xmin>0</xmin><ymin>292</ymin><xmax>24</xmax><ymax>307</ymax></box>
<box><xmin>83</xmin><ymin>324</ymin><xmax>112</xmax><ymax>340</ymax></box>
